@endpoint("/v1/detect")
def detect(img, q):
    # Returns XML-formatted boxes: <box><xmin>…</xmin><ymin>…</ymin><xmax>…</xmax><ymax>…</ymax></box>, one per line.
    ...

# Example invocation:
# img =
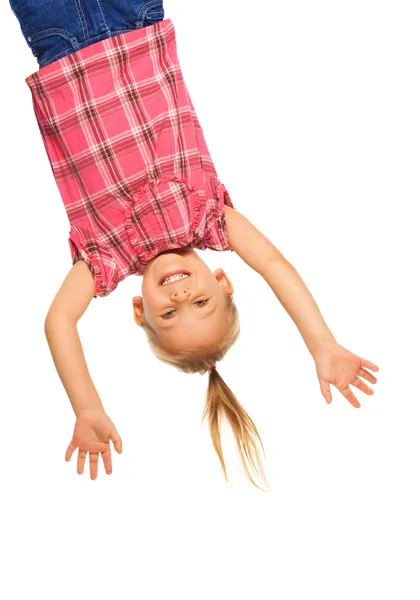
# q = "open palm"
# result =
<box><xmin>315</xmin><ymin>341</ymin><xmax>379</xmax><ymax>408</ymax></box>
<box><xmin>65</xmin><ymin>409</ymin><xmax>123</xmax><ymax>479</ymax></box>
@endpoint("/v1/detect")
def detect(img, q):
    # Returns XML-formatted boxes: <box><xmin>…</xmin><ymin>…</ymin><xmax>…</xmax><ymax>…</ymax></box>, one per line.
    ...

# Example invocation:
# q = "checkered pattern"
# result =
<box><xmin>26</xmin><ymin>19</ymin><xmax>234</xmax><ymax>298</ymax></box>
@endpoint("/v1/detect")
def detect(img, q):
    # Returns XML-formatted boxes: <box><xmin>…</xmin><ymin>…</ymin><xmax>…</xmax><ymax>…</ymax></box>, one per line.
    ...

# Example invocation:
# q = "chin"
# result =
<box><xmin>158</xmin><ymin>246</ymin><xmax>191</xmax><ymax>257</ymax></box>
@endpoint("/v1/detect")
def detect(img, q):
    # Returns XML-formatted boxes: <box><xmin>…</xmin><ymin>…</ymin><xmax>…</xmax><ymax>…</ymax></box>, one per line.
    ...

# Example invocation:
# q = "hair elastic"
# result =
<box><xmin>210</xmin><ymin>365</ymin><xmax>217</xmax><ymax>371</ymax></box>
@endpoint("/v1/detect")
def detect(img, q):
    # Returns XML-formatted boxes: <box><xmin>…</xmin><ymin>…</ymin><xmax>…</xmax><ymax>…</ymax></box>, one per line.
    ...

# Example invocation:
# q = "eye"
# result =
<box><xmin>194</xmin><ymin>299</ymin><xmax>209</xmax><ymax>307</ymax></box>
<box><xmin>161</xmin><ymin>310</ymin><xmax>176</xmax><ymax>319</ymax></box>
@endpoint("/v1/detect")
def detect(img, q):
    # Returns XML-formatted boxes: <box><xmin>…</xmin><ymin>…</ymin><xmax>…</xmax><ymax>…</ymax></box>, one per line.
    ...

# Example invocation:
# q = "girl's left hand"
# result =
<box><xmin>314</xmin><ymin>341</ymin><xmax>379</xmax><ymax>408</ymax></box>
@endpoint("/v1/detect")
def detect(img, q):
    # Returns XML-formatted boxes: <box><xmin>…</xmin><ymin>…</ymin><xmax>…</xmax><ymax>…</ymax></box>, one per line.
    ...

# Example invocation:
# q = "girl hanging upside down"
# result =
<box><xmin>10</xmin><ymin>1</ymin><xmax>379</xmax><ymax>489</ymax></box>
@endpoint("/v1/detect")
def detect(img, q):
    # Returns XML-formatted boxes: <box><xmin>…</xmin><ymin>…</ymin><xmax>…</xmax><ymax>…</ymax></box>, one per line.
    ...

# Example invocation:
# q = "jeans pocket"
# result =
<box><xmin>26</xmin><ymin>28</ymin><xmax>80</xmax><ymax>65</ymax></box>
<box><xmin>135</xmin><ymin>0</ymin><xmax>164</xmax><ymax>28</ymax></box>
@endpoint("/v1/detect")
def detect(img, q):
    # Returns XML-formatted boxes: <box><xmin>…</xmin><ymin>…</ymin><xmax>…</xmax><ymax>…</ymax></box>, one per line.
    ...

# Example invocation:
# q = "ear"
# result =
<box><xmin>132</xmin><ymin>296</ymin><xmax>145</xmax><ymax>326</ymax></box>
<box><xmin>213</xmin><ymin>268</ymin><xmax>234</xmax><ymax>296</ymax></box>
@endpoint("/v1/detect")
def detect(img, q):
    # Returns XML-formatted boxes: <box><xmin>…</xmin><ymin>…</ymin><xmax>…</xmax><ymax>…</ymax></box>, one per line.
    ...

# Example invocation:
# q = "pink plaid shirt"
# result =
<box><xmin>26</xmin><ymin>19</ymin><xmax>234</xmax><ymax>298</ymax></box>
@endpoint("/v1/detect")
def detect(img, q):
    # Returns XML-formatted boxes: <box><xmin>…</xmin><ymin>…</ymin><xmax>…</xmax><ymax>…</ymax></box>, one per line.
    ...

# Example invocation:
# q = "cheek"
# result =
<box><xmin>143</xmin><ymin>287</ymin><xmax>172</xmax><ymax>323</ymax></box>
<box><xmin>141</xmin><ymin>283</ymin><xmax>159</xmax><ymax>316</ymax></box>
<box><xmin>143</xmin><ymin>296</ymin><xmax>158</xmax><ymax>320</ymax></box>
<box><xmin>198</xmin><ymin>275</ymin><xmax>220</xmax><ymax>295</ymax></box>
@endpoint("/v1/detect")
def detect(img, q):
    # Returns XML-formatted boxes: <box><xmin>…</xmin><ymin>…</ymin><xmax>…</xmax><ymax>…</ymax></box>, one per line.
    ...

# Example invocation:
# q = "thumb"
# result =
<box><xmin>109</xmin><ymin>428</ymin><xmax>123</xmax><ymax>454</ymax></box>
<box><xmin>320</xmin><ymin>380</ymin><xmax>332</xmax><ymax>404</ymax></box>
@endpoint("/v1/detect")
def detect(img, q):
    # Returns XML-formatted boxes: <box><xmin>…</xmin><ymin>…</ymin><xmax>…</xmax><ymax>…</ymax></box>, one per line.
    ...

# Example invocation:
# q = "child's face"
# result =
<box><xmin>133</xmin><ymin>247</ymin><xmax>234</xmax><ymax>354</ymax></box>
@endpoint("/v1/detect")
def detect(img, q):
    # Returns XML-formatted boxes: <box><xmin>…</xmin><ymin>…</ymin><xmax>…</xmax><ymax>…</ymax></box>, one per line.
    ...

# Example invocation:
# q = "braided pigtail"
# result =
<box><xmin>202</xmin><ymin>366</ymin><xmax>269</xmax><ymax>491</ymax></box>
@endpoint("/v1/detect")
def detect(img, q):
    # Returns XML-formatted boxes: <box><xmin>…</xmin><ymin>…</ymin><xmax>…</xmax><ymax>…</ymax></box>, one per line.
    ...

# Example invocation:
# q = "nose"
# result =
<box><xmin>170</xmin><ymin>288</ymin><xmax>191</xmax><ymax>303</ymax></box>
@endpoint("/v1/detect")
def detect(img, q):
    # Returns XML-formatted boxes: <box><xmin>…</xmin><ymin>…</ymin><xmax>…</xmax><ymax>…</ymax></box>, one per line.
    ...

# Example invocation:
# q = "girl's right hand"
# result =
<box><xmin>65</xmin><ymin>409</ymin><xmax>123</xmax><ymax>479</ymax></box>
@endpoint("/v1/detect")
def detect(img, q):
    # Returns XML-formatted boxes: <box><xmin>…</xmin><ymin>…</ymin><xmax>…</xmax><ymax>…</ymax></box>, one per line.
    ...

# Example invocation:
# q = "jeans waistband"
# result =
<box><xmin>10</xmin><ymin>0</ymin><xmax>164</xmax><ymax>68</ymax></box>
<box><xmin>26</xmin><ymin>18</ymin><xmax>175</xmax><ymax>92</ymax></box>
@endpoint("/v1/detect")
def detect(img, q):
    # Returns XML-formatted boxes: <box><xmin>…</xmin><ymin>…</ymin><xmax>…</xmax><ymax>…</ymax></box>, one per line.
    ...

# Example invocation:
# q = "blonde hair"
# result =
<box><xmin>141</xmin><ymin>298</ymin><xmax>269</xmax><ymax>491</ymax></box>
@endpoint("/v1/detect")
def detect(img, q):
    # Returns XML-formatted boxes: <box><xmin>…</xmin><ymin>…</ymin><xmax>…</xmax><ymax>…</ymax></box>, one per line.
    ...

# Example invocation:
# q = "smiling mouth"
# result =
<box><xmin>159</xmin><ymin>271</ymin><xmax>191</xmax><ymax>286</ymax></box>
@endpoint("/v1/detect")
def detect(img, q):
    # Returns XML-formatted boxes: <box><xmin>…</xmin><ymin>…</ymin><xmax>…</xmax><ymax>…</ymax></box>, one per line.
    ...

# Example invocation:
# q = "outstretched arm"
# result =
<box><xmin>45</xmin><ymin>261</ymin><xmax>101</xmax><ymax>416</ymax></box>
<box><xmin>224</xmin><ymin>206</ymin><xmax>336</xmax><ymax>357</ymax></box>
<box><xmin>44</xmin><ymin>260</ymin><xmax>122</xmax><ymax>477</ymax></box>
<box><xmin>224</xmin><ymin>206</ymin><xmax>379</xmax><ymax>407</ymax></box>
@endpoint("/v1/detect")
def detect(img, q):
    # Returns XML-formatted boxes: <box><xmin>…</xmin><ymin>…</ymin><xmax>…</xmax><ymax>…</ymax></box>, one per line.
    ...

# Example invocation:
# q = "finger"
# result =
<box><xmin>361</xmin><ymin>358</ymin><xmax>379</xmax><ymax>372</ymax></box>
<box><xmin>109</xmin><ymin>429</ymin><xmax>123</xmax><ymax>454</ymax></box>
<box><xmin>89</xmin><ymin>452</ymin><xmax>99</xmax><ymax>480</ymax></box>
<box><xmin>340</xmin><ymin>386</ymin><xmax>361</xmax><ymax>408</ymax></box>
<box><xmin>358</xmin><ymin>368</ymin><xmax>377</xmax><ymax>385</ymax></box>
<box><xmin>77</xmin><ymin>449</ymin><xmax>87</xmax><ymax>475</ymax></box>
<box><xmin>352</xmin><ymin>376</ymin><xmax>374</xmax><ymax>396</ymax></box>
<box><xmin>320</xmin><ymin>380</ymin><xmax>332</xmax><ymax>404</ymax></box>
<box><xmin>65</xmin><ymin>441</ymin><xmax>77</xmax><ymax>462</ymax></box>
<box><xmin>101</xmin><ymin>448</ymin><xmax>113</xmax><ymax>475</ymax></box>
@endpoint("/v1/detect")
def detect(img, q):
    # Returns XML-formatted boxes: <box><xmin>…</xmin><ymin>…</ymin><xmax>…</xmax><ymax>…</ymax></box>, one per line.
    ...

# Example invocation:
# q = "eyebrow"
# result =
<box><xmin>158</xmin><ymin>304</ymin><xmax>217</xmax><ymax>330</ymax></box>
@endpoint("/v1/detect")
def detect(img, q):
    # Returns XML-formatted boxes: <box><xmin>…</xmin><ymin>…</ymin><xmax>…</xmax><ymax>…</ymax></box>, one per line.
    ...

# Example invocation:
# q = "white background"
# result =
<box><xmin>1</xmin><ymin>0</ymin><xmax>419</xmax><ymax>598</ymax></box>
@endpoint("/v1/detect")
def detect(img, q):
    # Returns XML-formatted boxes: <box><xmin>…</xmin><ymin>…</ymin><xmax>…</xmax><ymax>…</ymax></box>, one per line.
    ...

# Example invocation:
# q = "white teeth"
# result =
<box><xmin>161</xmin><ymin>273</ymin><xmax>190</xmax><ymax>285</ymax></box>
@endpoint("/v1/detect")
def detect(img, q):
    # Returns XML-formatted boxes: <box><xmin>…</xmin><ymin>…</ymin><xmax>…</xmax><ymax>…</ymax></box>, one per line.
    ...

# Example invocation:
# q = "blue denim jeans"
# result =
<box><xmin>9</xmin><ymin>0</ymin><xmax>164</xmax><ymax>68</ymax></box>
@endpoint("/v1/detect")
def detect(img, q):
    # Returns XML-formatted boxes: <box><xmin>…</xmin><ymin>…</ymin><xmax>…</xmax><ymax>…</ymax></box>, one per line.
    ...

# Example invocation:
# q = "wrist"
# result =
<box><xmin>307</xmin><ymin>335</ymin><xmax>337</xmax><ymax>360</ymax></box>
<box><xmin>76</xmin><ymin>406</ymin><xmax>106</xmax><ymax>416</ymax></box>
<box><xmin>74</xmin><ymin>402</ymin><xmax>105</xmax><ymax>418</ymax></box>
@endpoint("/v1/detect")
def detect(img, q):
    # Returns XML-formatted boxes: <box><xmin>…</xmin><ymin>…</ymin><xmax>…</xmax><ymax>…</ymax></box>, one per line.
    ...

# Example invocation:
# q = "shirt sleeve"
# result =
<box><xmin>68</xmin><ymin>225</ymin><xmax>119</xmax><ymax>298</ymax></box>
<box><xmin>204</xmin><ymin>178</ymin><xmax>235</xmax><ymax>252</ymax></box>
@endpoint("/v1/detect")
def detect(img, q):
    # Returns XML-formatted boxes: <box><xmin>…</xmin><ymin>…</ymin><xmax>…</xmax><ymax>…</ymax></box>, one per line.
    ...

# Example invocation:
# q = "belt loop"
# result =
<box><xmin>70</xmin><ymin>37</ymin><xmax>80</xmax><ymax>51</ymax></box>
